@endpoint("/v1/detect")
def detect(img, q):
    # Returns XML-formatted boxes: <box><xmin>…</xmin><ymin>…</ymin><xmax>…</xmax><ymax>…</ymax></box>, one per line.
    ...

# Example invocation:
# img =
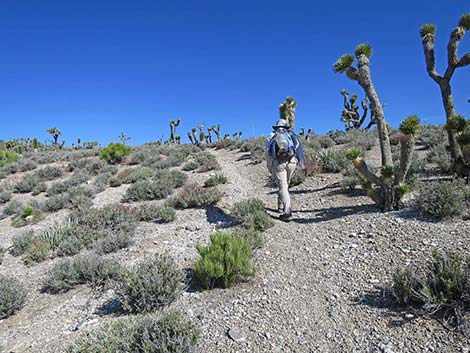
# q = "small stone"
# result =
<box><xmin>228</xmin><ymin>328</ymin><xmax>246</xmax><ymax>342</ymax></box>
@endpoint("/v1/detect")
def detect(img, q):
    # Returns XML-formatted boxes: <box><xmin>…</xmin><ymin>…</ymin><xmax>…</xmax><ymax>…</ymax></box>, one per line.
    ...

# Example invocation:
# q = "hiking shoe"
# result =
<box><xmin>279</xmin><ymin>212</ymin><xmax>292</xmax><ymax>222</ymax></box>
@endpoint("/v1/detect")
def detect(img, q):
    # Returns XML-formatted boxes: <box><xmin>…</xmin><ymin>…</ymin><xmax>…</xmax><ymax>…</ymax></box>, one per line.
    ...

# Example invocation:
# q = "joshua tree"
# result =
<box><xmin>175</xmin><ymin>136</ymin><xmax>181</xmax><ymax>144</ymax></box>
<box><xmin>191</xmin><ymin>128</ymin><xmax>199</xmax><ymax>145</ymax></box>
<box><xmin>223</xmin><ymin>133</ymin><xmax>230</xmax><ymax>140</ymax></box>
<box><xmin>279</xmin><ymin>96</ymin><xmax>297</xmax><ymax>131</ymax></box>
<box><xmin>447</xmin><ymin>114</ymin><xmax>470</xmax><ymax>175</ymax></box>
<box><xmin>340</xmin><ymin>89</ymin><xmax>375</xmax><ymax>130</ymax></box>
<box><xmin>299</xmin><ymin>128</ymin><xmax>305</xmax><ymax>138</ymax></box>
<box><xmin>47</xmin><ymin>127</ymin><xmax>62</xmax><ymax>145</ymax></box>
<box><xmin>419</xmin><ymin>14</ymin><xmax>470</xmax><ymax>176</ymax></box>
<box><xmin>197</xmin><ymin>124</ymin><xmax>205</xmax><ymax>144</ymax></box>
<box><xmin>169</xmin><ymin>119</ymin><xmax>181</xmax><ymax>144</ymax></box>
<box><xmin>334</xmin><ymin>44</ymin><xmax>392</xmax><ymax>166</ymax></box>
<box><xmin>346</xmin><ymin>116</ymin><xmax>420</xmax><ymax>211</ymax></box>
<box><xmin>306</xmin><ymin>128</ymin><xmax>314</xmax><ymax>141</ymax></box>
<box><xmin>212</xmin><ymin>124</ymin><xmax>222</xmax><ymax>142</ymax></box>
<box><xmin>335</xmin><ymin>44</ymin><xmax>418</xmax><ymax>210</ymax></box>
<box><xmin>119</xmin><ymin>132</ymin><xmax>131</xmax><ymax>145</ymax></box>
<box><xmin>207</xmin><ymin>127</ymin><xmax>213</xmax><ymax>143</ymax></box>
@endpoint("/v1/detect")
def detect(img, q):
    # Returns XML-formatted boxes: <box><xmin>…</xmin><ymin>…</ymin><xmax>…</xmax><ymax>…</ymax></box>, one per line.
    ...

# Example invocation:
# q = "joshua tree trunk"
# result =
<box><xmin>357</xmin><ymin>55</ymin><xmax>393</xmax><ymax>167</ymax></box>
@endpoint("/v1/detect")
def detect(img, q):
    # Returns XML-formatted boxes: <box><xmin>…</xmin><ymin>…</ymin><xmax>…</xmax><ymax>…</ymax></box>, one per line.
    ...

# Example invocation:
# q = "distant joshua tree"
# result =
<box><xmin>419</xmin><ymin>14</ymin><xmax>470</xmax><ymax>176</ymax></box>
<box><xmin>339</xmin><ymin>89</ymin><xmax>376</xmax><ymax>130</ymax></box>
<box><xmin>119</xmin><ymin>132</ymin><xmax>131</xmax><ymax>145</ymax></box>
<box><xmin>169</xmin><ymin>119</ymin><xmax>181</xmax><ymax>144</ymax></box>
<box><xmin>47</xmin><ymin>127</ymin><xmax>62</xmax><ymax>145</ymax></box>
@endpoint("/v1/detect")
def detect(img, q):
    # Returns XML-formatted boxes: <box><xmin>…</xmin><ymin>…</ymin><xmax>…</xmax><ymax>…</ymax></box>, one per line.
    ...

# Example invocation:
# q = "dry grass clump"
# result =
<box><xmin>167</xmin><ymin>184</ymin><xmax>222</xmax><ymax>209</ymax></box>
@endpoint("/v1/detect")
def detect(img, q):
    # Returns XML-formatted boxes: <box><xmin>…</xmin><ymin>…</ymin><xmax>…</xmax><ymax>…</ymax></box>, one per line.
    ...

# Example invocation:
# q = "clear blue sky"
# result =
<box><xmin>1</xmin><ymin>0</ymin><xmax>469</xmax><ymax>146</ymax></box>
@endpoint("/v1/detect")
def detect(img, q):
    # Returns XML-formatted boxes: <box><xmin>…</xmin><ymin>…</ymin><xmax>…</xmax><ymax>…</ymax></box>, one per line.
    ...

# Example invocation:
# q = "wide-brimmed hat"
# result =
<box><xmin>272</xmin><ymin>119</ymin><xmax>290</xmax><ymax>129</ymax></box>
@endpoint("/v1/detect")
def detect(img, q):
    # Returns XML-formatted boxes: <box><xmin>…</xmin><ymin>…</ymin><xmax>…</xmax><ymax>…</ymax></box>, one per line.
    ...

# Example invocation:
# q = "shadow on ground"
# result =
<box><xmin>291</xmin><ymin>204</ymin><xmax>380</xmax><ymax>224</ymax></box>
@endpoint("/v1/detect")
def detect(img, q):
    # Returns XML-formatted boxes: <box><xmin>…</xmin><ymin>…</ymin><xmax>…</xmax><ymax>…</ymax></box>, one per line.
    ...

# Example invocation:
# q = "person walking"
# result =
<box><xmin>266</xmin><ymin>119</ymin><xmax>306</xmax><ymax>221</ymax></box>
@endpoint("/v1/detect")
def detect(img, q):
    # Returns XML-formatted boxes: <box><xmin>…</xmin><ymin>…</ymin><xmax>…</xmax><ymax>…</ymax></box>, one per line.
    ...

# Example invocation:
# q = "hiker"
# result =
<box><xmin>266</xmin><ymin>119</ymin><xmax>306</xmax><ymax>221</ymax></box>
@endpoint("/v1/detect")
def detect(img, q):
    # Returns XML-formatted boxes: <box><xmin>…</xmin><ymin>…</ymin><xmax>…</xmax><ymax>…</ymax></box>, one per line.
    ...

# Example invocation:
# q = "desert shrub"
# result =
<box><xmin>110</xmin><ymin>167</ymin><xmax>155</xmax><ymax>187</ymax></box>
<box><xmin>43</xmin><ymin>254</ymin><xmax>122</xmax><ymax>294</ymax></box>
<box><xmin>17</xmin><ymin>159</ymin><xmax>37</xmax><ymax>172</ymax></box>
<box><xmin>231</xmin><ymin>199</ymin><xmax>274</xmax><ymax>231</ymax></box>
<box><xmin>194</xmin><ymin>231</ymin><xmax>255</xmax><ymax>289</ymax></box>
<box><xmin>315</xmin><ymin>134</ymin><xmax>336</xmax><ymax>149</ymax></box>
<box><xmin>11</xmin><ymin>231</ymin><xmax>35</xmax><ymax>256</ymax></box>
<box><xmin>239</xmin><ymin>137</ymin><xmax>265</xmax><ymax>164</ymax></box>
<box><xmin>14</xmin><ymin>174</ymin><xmax>41</xmax><ymax>193</ymax></box>
<box><xmin>303</xmin><ymin>150</ymin><xmax>322</xmax><ymax>176</ymax></box>
<box><xmin>44</xmin><ymin>186</ymin><xmax>95</xmax><ymax>212</ymax></box>
<box><xmin>95</xmin><ymin>230</ymin><xmax>133</xmax><ymax>255</ymax></box>
<box><xmin>3</xmin><ymin>199</ymin><xmax>23</xmax><ymax>217</ymax></box>
<box><xmin>100</xmin><ymin>143</ymin><xmax>132</xmax><ymax>164</ymax></box>
<box><xmin>333</xmin><ymin>129</ymin><xmax>376</xmax><ymax>151</ymax></box>
<box><xmin>168</xmin><ymin>184</ymin><xmax>222</xmax><ymax>209</ymax></box>
<box><xmin>415</xmin><ymin>180</ymin><xmax>467</xmax><ymax>220</ymax></box>
<box><xmin>340</xmin><ymin>165</ymin><xmax>361</xmax><ymax>193</ymax></box>
<box><xmin>31</xmin><ymin>182</ymin><xmax>47</xmax><ymax>195</ymax></box>
<box><xmin>0</xmin><ymin>275</ymin><xmax>27</xmax><ymax>319</ymax></box>
<box><xmin>195</xmin><ymin>152</ymin><xmax>220</xmax><ymax>172</ymax></box>
<box><xmin>317</xmin><ymin>149</ymin><xmax>350</xmax><ymax>173</ymax></box>
<box><xmin>11</xmin><ymin>205</ymin><xmax>43</xmax><ymax>228</ymax></box>
<box><xmin>182</xmin><ymin>160</ymin><xmax>199</xmax><ymax>171</ymax></box>
<box><xmin>66</xmin><ymin>310</ymin><xmax>199</xmax><ymax>353</ymax></box>
<box><xmin>116</xmin><ymin>254</ymin><xmax>183</xmax><ymax>313</ymax></box>
<box><xmin>427</xmin><ymin>143</ymin><xmax>452</xmax><ymax>174</ymax></box>
<box><xmin>122</xmin><ymin>170</ymin><xmax>187</xmax><ymax>202</ymax></box>
<box><xmin>47</xmin><ymin>173</ymin><xmax>89</xmax><ymax>196</ymax></box>
<box><xmin>0</xmin><ymin>190</ymin><xmax>11</xmax><ymax>204</ymax></box>
<box><xmin>0</xmin><ymin>149</ymin><xmax>19</xmax><ymax>168</ymax></box>
<box><xmin>37</xmin><ymin>165</ymin><xmax>63</xmax><ymax>180</ymax></box>
<box><xmin>204</xmin><ymin>174</ymin><xmax>227</xmax><ymax>187</ymax></box>
<box><xmin>44</xmin><ymin>193</ymin><xmax>70</xmax><ymax>212</ymax></box>
<box><xmin>391</xmin><ymin>250</ymin><xmax>470</xmax><ymax>328</ymax></box>
<box><xmin>0</xmin><ymin>247</ymin><xmax>4</xmax><ymax>265</ymax></box>
<box><xmin>92</xmin><ymin>172</ymin><xmax>113</xmax><ymax>193</ymax></box>
<box><xmin>418</xmin><ymin>124</ymin><xmax>447</xmax><ymax>148</ymax></box>
<box><xmin>136</xmin><ymin>204</ymin><xmax>177</xmax><ymax>223</ymax></box>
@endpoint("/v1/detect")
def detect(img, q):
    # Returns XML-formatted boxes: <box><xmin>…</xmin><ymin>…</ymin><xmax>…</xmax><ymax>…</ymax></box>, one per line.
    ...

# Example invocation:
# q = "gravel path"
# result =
<box><xmin>0</xmin><ymin>148</ymin><xmax>469</xmax><ymax>353</ymax></box>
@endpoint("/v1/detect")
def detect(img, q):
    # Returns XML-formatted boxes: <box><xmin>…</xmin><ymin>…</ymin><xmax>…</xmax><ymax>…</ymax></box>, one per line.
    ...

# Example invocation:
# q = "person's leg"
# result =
<box><xmin>274</xmin><ymin>161</ymin><xmax>290</xmax><ymax>215</ymax></box>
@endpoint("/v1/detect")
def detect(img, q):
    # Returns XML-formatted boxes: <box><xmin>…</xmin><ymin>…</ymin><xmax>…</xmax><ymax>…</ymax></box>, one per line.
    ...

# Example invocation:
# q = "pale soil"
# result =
<box><xmin>0</xmin><ymin>148</ymin><xmax>469</xmax><ymax>353</ymax></box>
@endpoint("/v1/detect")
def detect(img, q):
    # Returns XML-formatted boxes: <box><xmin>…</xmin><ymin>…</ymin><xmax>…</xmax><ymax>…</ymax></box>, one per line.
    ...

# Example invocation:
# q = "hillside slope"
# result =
<box><xmin>0</xmin><ymin>147</ymin><xmax>469</xmax><ymax>353</ymax></box>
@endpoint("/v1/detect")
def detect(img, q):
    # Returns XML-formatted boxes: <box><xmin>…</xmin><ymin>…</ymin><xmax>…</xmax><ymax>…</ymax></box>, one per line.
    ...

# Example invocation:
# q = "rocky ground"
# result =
<box><xmin>0</xmin><ymin>147</ymin><xmax>469</xmax><ymax>353</ymax></box>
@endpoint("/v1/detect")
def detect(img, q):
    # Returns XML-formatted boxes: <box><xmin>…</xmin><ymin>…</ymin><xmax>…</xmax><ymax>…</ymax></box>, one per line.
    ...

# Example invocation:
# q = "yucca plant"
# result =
<box><xmin>419</xmin><ymin>14</ymin><xmax>470</xmax><ymax>177</ymax></box>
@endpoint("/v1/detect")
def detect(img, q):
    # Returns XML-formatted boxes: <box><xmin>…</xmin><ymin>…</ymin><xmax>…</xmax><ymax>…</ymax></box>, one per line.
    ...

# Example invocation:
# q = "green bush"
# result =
<box><xmin>194</xmin><ymin>232</ymin><xmax>255</xmax><ymax>289</ymax></box>
<box><xmin>43</xmin><ymin>254</ymin><xmax>122</xmax><ymax>294</ymax></box>
<box><xmin>427</xmin><ymin>143</ymin><xmax>452</xmax><ymax>174</ymax></box>
<box><xmin>122</xmin><ymin>170</ymin><xmax>187</xmax><ymax>202</ymax></box>
<box><xmin>415</xmin><ymin>181</ymin><xmax>467</xmax><ymax>220</ymax></box>
<box><xmin>0</xmin><ymin>275</ymin><xmax>27</xmax><ymax>319</ymax></box>
<box><xmin>31</xmin><ymin>182</ymin><xmax>47</xmax><ymax>195</ymax></box>
<box><xmin>168</xmin><ymin>184</ymin><xmax>222</xmax><ymax>209</ymax></box>
<box><xmin>100</xmin><ymin>143</ymin><xmax>132</xmax><ymax>164</ymax></box>
<box><xmin>391</xmin><ymin>250</ymin><xmax>470</xmax><ymax>328</ymax></box>
<box><xmin>204</xmin><ymin>174</ymin><xmax>227</xmax><ymax>187</ymax></box>
<box><xmin>66</xmin><ymin>310</ymin><xmax>199</xmax><ymax>353</ymax></box>
<box><xmin>136</xmin><ymin>204</ymin><xmax>177</xmax><ymax>223</ymax></box>
<box><xmin>0</xmin><ymin>149</ymin><xmax>19</xmax><ymax>168</ymax></box>
<box><xmin>117</xmin><ymin>254</ymin><xmax>182</xmax><ymax>313</ymax></box>
<box><xmin>231</xmin><ymin>199</ymin><xmax>273</xmax><ymax>231</ymax></box>
<box><xmin>318</xmin><ymin>149</ymin><xmax>350</xmax><ymax>173</ymax></box>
